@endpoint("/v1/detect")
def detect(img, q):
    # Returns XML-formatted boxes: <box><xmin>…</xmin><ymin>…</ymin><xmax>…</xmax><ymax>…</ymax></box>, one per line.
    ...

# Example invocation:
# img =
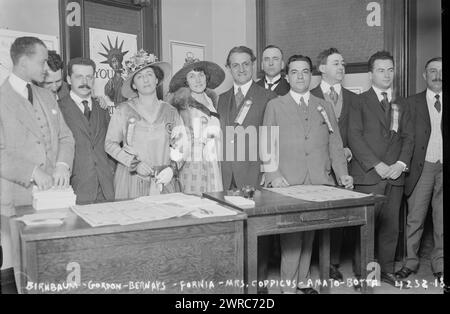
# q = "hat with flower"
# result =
<box><xmin>121</xmin><ymin>49</ymin><xmax>172</xmax><ymax>99</ymax></box>
<box><xmin>168</xmin><ymin>54</ymin><xmax>225</xmax><ymax>93</ymax></box>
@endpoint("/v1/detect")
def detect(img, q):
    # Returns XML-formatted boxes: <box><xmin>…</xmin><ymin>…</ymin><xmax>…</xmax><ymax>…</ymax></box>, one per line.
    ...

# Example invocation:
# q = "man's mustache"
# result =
<box><xmin>78</xmin><ymin>85</ymin><xmax>91</xmax><ymax>89</ymax></box>
<box><xmin>432</xmin><ymin>79</ymin><xmax>442</xmax><ymax>82</ymax></box>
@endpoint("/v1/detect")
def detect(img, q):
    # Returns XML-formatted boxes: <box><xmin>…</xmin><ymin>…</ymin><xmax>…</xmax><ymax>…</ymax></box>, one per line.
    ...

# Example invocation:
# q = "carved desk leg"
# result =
<box><xmin>360</xmin><ymin>205</ymin><xmax>375</xmax><ymax>294</ymax></box>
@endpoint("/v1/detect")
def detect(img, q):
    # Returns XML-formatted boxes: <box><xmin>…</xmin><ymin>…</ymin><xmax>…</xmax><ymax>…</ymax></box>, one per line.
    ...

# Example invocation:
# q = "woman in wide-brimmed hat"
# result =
<box><xmin>105</xmin><ymin>49</ymin><xmax>182</xmax><ymax>199</ymax></box>
<box><xmin>166</xmin><ymin>55</ymin><xmax>225</xmax><ymax>195</ymax></box>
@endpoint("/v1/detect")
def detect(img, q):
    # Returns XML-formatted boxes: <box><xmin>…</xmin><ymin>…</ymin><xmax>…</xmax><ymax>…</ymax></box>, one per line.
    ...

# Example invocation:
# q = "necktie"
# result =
<box><xmin>434</xmin><ymin>94</ymin><xmax>441</xmax><ymax>113</ymax></box>
<box><xmin>82</xmin><ymin>100</ymin><xmax>91</xmax><ymax>120</ymax></box>
<box><xmin>380</xmin><ymin>92</ymin><xmax>391</xmax><ymax>124</ymax></box>
<box><xmin>235</xmin><ymin>87</ymin><xmax>244</xmax><ymax>108</ymax></box>
<box><xmin>300</xmin><ymin>96</ymin><xmax>307</xmax><ymax>110</ymax></box>
<box><xmin>26</xmin><ymin>83</ymin><xmax>33</xmax><ymax>105</ymax></box>
<box><xmin>265</xmin><ymin>77</ymin><xmax>281</xmax><ymax>91</ymax></box>
<box><xmin>329</xmin><ymin>86</ymin><xmax>338</xmax><ymax>105</ymax></box>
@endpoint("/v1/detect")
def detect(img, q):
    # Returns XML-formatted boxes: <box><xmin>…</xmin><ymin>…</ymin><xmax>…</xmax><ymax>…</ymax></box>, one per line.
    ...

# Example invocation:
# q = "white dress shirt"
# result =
<box><xmin>320</xmin><ymin>80</ymin><xmax>342</xmax><ymax>96</ymax></box>
<box><xmin>70</xmin><ymin>90</ymin><xmax>92</xmax><ymax>113</ymax></box>
<box><xmin>9</xmin><ymin>73</ymin><xmax>31</xmax><ymax>100</ymax></box>
<box><xmin>234</xmin><ymin>79</ymin><xmax>253</xmax><ymax>98</ymax></box>
<box><xmin>425</xmin><ymin>89</ymin><xmax>443</xmax><ymax>162</ymax></box>
<box><xmin>289</xmin><ymin>90</ymin><xmax>310</xmax><ymax>106</ymax></box>
<box><xmin>372</xmin><ymin>86</ymin><xmax>393</xmax><ymax>103</ymax></box>
<box><xmin>264</xmin><ymin>74</ymin><xmax>281</xmax><ymax>91</ymax></box>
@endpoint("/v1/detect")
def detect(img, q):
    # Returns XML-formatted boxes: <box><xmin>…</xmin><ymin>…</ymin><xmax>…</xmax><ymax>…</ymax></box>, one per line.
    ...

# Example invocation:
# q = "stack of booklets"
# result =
<box><xmin>32</xmin><ymin>186</ymin><xmax>77</xmax><ymax>210</ymax></box>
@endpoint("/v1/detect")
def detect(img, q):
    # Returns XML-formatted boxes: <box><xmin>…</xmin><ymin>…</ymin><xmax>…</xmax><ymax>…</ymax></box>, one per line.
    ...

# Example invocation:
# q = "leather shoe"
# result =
<box><xmin>395</xmin><ymin>266</ymin><xmax>415</xmax><ymax>279</ymax></box>
<box><xmin>433</xmin><ymin>272</ymin><xmax>443</xmax><ymax>282</ymax></box>
<box><xmin>330</xmin><ymin>264</ymin><xmax>343</xmax><ymax>281</ymax></box>
<box><xmin>381</xmin><ymin>272</ymin><xmax>409</xmax><ymax>289</ymax></box>
<box><xmin>297</xmin><ymin>287</ymin><xmax>319</xmax><ymax>294</ymax></box>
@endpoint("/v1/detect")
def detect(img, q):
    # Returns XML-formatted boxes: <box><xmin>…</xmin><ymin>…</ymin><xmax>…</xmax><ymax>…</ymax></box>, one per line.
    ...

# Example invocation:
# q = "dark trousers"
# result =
<box><xmin>355</xmin><ymin>182</ymin><xmax>403</xmax><ymax>273</ymax></box>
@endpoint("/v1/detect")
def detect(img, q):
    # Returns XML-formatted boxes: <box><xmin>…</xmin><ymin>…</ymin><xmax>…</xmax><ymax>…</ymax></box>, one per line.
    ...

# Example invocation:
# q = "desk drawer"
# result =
<box><xmin>276</xmin><ymin>207</ymin><xmax>366</xmax><ymax>229</ymax></box>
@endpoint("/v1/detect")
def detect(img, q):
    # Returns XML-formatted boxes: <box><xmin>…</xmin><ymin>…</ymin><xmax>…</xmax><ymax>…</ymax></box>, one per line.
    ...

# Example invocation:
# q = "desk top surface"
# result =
<box><xmin>12</xmin><ymin>202</ymin><xmax>246</xmax><ymax>242</ymax></box>
<box><xmin>203</xmin><ymin>189</ymin><xmax>385</xmax><ymax>217</ymax></box>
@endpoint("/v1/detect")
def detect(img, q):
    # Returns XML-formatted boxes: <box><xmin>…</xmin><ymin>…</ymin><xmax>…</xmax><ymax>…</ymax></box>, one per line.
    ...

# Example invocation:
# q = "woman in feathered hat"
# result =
<box><xmin>105</xmin><ymin>50</ymin><xmax>182</xmax><ymax>199</ymax></box>
<box><xmin>166</xmin><ymin>55</ymin><xmax>225</xmax><ymax>195</ymax></box>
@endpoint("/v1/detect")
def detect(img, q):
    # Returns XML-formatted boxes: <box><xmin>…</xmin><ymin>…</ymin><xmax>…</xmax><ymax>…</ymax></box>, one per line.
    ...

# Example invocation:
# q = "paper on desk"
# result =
<box><xmin>16</xmin><ymin>212</ymin><xmax>68</xmax><ymax>226</ymax></box>
<box><xmin>72</xmin><ymin>199</ymin><xmax>195</xmax><ymax>227</ymax></box>
<box><xmin>224</xmin><ymin>196</ymin><xmax>255</xmax><ymax>209</ymax></box>
<box><xmin>189</xmin><ymin>203</ymin><xmax>238</xmax><ymax>218</ymax></box>
<box><xmin>265</xmin><ymin>185</ymin><xmax>370</xmax><ymax>202</ymax></box>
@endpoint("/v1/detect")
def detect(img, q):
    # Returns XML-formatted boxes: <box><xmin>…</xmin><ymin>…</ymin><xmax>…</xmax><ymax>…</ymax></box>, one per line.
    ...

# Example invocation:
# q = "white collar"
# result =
<box><xmin>70</xmin><ymin>90</ymin><xmax>92</xmax><ymax>110</ymax></box>
<box><xmin>289</xmin><ymin>90</ymin><xmax>310</xmax><ymax>106</ymax></box>
<box><xmin>372</xmin><ymin>86</ymin><xmax>392</xmax><ymax>102</ymax></box>
<box><xmin>426</xmin><ymin>88</ymin><xmax>442</xmax><ymax>102</ymax></box>
<box><xmin>320</xmin><ymin>80</ymin><xmax>342</xmax><ymax>95</ymax></box>
<box><xmin>8</xmin><ymin>72</ymin><xmax>30</xmax><ymax>99</ymax></box>
<box><xmin>234</xmin><ymin>79</ymin><xmax>253</xmax><ymax>97</ymax></box>
<box><xmin>265</xmin><ymin>74</ymin><xmax>281</xmax><ymax>84</ymax></box>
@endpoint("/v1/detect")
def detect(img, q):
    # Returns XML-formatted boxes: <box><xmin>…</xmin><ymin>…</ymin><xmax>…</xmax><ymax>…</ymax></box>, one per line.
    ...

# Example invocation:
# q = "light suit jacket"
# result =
<box><xmin>0</xmin><ymin>80</ymin><xmax>74</xmax><ymax>216</ymax></box>
<box><xmin>262</xmin><ymin>93</ymin><xmax>348</xmax><ymax>185</ymax></box>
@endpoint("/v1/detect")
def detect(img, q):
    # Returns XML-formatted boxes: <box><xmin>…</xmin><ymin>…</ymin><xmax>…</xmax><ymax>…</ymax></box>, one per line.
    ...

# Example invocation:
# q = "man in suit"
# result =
<box><xmin>40</xmin><ymin>50</ymin><xmax>70</xmax><ymax>101</ymax></box>
<box><xmin>348</xmin><ymin>51</ymin><xmax>414</xmax><ymax>288</ymax></box>
<box><xmin>217</xmin><ymin>46</ymin><xmax>276</xmax><ymax>292</ymax></box>
<box><xmin>310</xmin><ymin>47</ymin><xmax>358</xmax><ymax>282</ymax></box>
<box><xmin>395</xmin><ymin>57</ymin><xmax>443</xmax><ymax>282</ymax></box>
<box><xmin>263</xmin><ymin>54</ymin><xmax>353</xmax><ymax>294</ymax></box>
<box><xmin>256</xmin><ymin>45</ymin><xmax>290</xmax><ymax>96</ymax></box>
<box><xmin>59</xmin><ymin>57</ymin><xmax>115</xmax><ymax>204</ymax></box>
<box><xmin>0</xmin><ymin>37</ymin><xmax>74</xmax><ymax>270</ymax></box>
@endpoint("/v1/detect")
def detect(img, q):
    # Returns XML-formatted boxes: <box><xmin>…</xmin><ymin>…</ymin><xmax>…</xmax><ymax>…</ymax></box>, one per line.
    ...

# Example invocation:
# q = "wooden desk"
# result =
<box><xmin>204</xmin><ymin>189</ymin><xmax>384</xmax><ymax>294</ymax></box>
<box><xmin>10</xmin><ymin>206</ymin><xmax>246</xmax><ymax>294</ymax></box>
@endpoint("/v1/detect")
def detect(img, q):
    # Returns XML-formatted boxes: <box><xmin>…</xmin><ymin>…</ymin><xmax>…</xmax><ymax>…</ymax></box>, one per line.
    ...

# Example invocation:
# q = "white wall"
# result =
<box><xmin>0</xmin><ymin>0</ymin><xmax>59</xmax><ymax>37</ymax></box>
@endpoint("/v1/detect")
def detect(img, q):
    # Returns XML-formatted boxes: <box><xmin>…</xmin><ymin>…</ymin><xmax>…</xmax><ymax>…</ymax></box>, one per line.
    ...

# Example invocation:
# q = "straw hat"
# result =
<box><xmin>169</xmin><ymin>55</ymin><xmax>225</xmax><ymax>93</ymax></box>
<box><xmin>121</xmin><ymin>49</ymin><xmax>172</xmax><ymax>99</ymax></box>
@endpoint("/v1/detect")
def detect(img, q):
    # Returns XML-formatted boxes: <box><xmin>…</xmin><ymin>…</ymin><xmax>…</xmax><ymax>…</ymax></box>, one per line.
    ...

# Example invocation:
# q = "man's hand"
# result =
<box><xmin>386</xmin><ymin>162</ymin><xmax>405</xmax><ymax>180</ymax></box>
<box><xmin>344</xmin><ymin>147</ymin><xmax>353</xmax><ymax>162</ymax></box>
<box><xmin>52</xmin><ymin>164</ymin><xmax>70</xmax><ymax>188</ymax></box>
<box><xmin>269</xmin><ymin>176</ymin><xmax>289</xmax><ymax>188</ymax></box>
<box><xmin>96</xmin><ymin>96</ymin><xmax>109</xmax><ymax>110</ymax></box>
<box><xmin>339</xmin><ymin>175</ymin><xmax>354</xmax><ymax>190</ymax></box>
<box><xmin>155</xmin><ymin>167</ymin><xmax>174</xmax><ymax>185</ymax></box>
<box><xmin>136</xmin><ymin>162</ymin><xmax>154</xmax><ymax>177</ymax></box>
<box><xmin>33</xmin><ymin>167</ymin><xmax>53</xmax><ymax>190</ymax></box>
<box><xmin>374</xmin><ymin>162</ymin><xmax>390</xmax><ymax>179</ymax></box>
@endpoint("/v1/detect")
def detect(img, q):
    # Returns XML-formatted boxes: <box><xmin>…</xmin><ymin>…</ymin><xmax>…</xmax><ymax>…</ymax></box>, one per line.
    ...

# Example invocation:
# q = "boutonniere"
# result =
<box><xmin>51</xmin><ymin>109</ymin><xmax>58</xmax><ymax>115</ymax></box>
<box><xmin>317</xmin><ymin>105</ymin><xmax>334</xmax><ymax>134</ymax></box>
<box><xmin>390</xmin><ymin>103</ymin><xmax>400</xmax><ymax>133</ymax></box>
<box><xmin>234</xmin><ymin>99</ymin><xmax>253</xmax><ymax>125</ymax></box>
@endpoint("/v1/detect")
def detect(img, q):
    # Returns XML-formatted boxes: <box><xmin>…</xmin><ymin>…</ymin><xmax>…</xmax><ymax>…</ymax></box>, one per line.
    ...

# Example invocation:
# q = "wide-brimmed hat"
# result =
<box><xmin>121</xmin><ymin>49</ymin><xmax>172</xmax><ymax>99</ymax></box>
<box><xmin>169</xmin><ymin>56</ymin><xmax>225</xmax><ymax>93</ymax></box>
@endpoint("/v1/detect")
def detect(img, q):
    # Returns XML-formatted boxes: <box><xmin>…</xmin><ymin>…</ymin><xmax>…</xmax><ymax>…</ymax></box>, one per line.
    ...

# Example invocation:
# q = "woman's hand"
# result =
<box><xmin>136</xmin><ymin>161</ymin><xmax>154</xmax><ymax>177</ymax></box>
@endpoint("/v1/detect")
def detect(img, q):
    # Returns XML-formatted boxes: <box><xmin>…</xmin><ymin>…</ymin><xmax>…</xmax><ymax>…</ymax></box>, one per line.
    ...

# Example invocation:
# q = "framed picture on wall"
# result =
<box><xmin>170</xmin><ymin>40</ymin><xmax>205</xmax><ymax>74</ymax></box>
<box><xmin>0</xmin><ymin>28</ymin><xmax>59</xmax><ymax>84</ymax></box>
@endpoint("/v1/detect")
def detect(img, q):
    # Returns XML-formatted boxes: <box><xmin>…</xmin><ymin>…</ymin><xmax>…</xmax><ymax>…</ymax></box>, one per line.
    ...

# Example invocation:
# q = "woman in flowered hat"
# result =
<box><xmin>166</xmin><ymin>56</ymin><xmax>225</xmax><ymax>196</ymax></box>
<box><xmin>105</xmin><ymin>50</ymin><xmax>182</xmax><ymax>199</ymax></box>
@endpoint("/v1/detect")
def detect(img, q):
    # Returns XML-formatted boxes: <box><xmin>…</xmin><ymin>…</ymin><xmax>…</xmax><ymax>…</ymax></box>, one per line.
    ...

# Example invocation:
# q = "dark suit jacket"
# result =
<box><xmin>348</xmin><ymin>88</ymin><xmax>414</xmax><ymax>186</ymax></box>
<box><xmin>256</xmin><ymin>76</ymin><xmax>290</xmax><ymax>96</ymax></box>
<box><xmin>59</xmin><ymin>95</ymin><xmax>115</xmax><ymax>203</ymax></box>
<box><xmin>310</xmin><ymin>84</ymin><xmax>357</xmax><ymax>148</ymax></box>
<box><xmin>404</xmin><ymin>91</ymin><xmax>437</xmax><ymax>196</ymax></box>
<box><xmin>217</xmin><ymin>82</ymin><xmax>277</xmax><ymax>189</ymax></box>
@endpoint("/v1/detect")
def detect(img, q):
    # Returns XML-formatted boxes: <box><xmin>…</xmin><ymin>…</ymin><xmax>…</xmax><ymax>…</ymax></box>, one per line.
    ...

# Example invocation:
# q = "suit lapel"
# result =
<box><xmin>417</xmin><ymin>92</ymin><xmax>431</xmax><ymax>130</ymax></box>
<box><xmin>90</xmin><ymin>98</ymin><xmax>101</xmax><ymax>142</ymax></box>
<box><xmin>306</xmin><ymin>96</ymin><xmax>321</xmax><ymax>135</ymax></box>
<box><xmin>3</xmin><ymin>81</ymin><xmax>42</xmax><ymax>138</ymax></box>
<box><xmin>367</xmin><ymin>88</ymin><xmax>388</xmax><ymax>129</ymax></box>
<box><xmin>66</xmin><ymin>96</ymin><xmax>91</xmax><ymax>137</ymax></box>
